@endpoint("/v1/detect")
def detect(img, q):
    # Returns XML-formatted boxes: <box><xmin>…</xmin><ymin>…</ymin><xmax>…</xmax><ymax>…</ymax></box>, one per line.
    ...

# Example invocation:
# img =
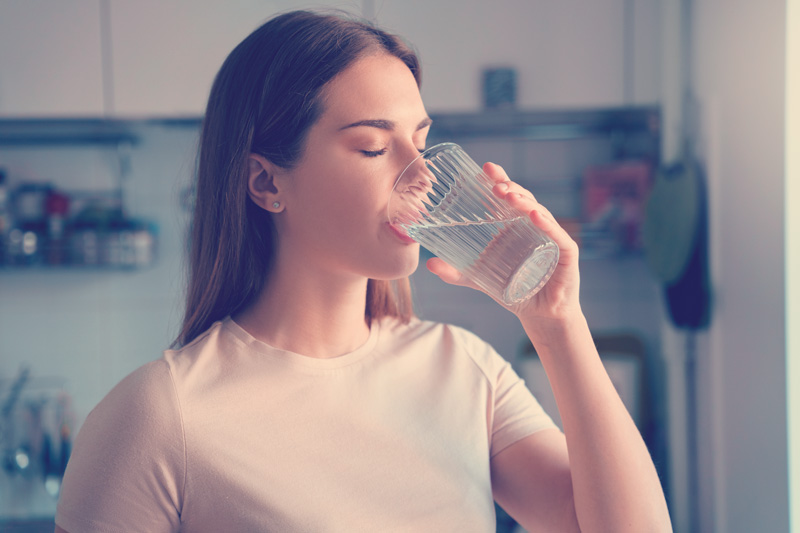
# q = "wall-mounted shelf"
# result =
<box><xmin>0</xmin><ymin>119</ymin><xmax>141</xmax><ymax>147</ymax></box>
<box><xmin>425</xmin><ymin>106</ymin><xmax>661</xmax><ymax>260</ymax></box>
<box><xmin>0</xmin><ymin>119</ymin><xmax>165</xmax><ymax>271</ymax></box>
<box><xmin>0</xmin><ymin>109</ymin><xmax>658</xmax><ymax>146</ymax></box>
<box><xmin>428</xmin><ymin>106</ymin><xmax>660</xmax><ymax>143</ymax></box>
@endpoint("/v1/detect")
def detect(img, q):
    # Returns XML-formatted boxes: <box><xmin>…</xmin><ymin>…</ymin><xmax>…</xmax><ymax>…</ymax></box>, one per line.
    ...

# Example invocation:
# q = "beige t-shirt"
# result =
<box><xmin>55</xmin><ymin>316</ymin><xmax>556</xmax><ymax>532</ymax></box>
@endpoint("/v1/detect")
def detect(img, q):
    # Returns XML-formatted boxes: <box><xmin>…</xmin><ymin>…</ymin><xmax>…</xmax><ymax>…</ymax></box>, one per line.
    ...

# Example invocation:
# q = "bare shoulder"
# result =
<box><xmin>55</xmin><ymin>525</ymin><xmax>70</xmax><ymax>533</ymax></box>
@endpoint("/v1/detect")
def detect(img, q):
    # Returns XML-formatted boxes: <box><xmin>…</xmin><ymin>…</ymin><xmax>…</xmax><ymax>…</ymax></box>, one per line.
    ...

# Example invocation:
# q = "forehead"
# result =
<box><xmin>317</xmin><ymin>53</ymin><xmax>425</xmax><ymax>127</ymax></box>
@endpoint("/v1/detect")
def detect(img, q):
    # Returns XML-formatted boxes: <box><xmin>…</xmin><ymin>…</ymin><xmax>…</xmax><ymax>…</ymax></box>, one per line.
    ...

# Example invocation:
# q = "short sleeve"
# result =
<box><xmin>489</xmin><ymin>357</ymin><xmax>557</xmax><ymax>457</ymax></box>
<box><xmin>55</xmin><ymin>359</ymin><xmax>185</xmax><ymax>533</ymax></box>
<box><xmin>451</xmin><ymin>325</ymin><xmax>557</xmax><ymax>458</ymax></box>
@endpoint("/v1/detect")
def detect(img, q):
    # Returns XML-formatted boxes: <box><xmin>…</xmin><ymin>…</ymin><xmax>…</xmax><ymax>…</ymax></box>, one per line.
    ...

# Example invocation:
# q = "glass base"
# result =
<box><xmin>503</xmin><ymin>242</ymin><xmax>560</xmax><ymax>305</ymax></box>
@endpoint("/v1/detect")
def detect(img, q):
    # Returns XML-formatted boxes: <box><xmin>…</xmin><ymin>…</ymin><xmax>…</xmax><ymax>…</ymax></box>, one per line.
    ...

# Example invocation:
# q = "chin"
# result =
<box><xmin>370</xmin><ymin>248</ymin><xmax>421</xmax><ymax>280</ymax></box>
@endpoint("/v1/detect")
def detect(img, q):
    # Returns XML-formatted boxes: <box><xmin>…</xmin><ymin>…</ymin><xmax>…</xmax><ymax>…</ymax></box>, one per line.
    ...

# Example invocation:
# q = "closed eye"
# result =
<box><xmin>361</xmin><ymin>146</ymin><xmax>425</xmax><ymax>158</ymax></box>
<box><xmin>361</xmin><ymin>148</ymin><xmax>388</xmax><ymax>157</ymax></box>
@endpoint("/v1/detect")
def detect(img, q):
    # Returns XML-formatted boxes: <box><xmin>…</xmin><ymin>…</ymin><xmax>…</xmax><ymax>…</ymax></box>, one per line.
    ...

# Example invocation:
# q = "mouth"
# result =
<box><xmin>387</xmin><ymin>222</ymin><xmax>418</xmax><ymax>244</ymax></box>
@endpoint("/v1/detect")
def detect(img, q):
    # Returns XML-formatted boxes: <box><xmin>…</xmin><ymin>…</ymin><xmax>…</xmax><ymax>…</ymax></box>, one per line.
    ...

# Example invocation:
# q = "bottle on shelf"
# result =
<box><xmin>44</xmin><ymin>189</ymin><xmax>70</xmax><ymax>265</ymax></box>
<box><xmin>0</xmin><ymin>176</ymin><xmax>158</xmax><ymax>270</ymax></box>
<box><xmin>9</xmin><ymin>183</ymin><xmax>50</xmax><ymax>266</ymax></box>
<box><xmin>0</xmin><ymin>169</ymin><xmax>11</xmax><ymax>265</ymax></box>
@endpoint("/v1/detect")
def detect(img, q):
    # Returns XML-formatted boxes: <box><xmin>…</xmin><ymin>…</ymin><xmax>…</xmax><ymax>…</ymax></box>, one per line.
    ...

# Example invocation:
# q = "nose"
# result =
<box><xmin>389</xmin><ymin>147</ymin><xmax>437</xmax><ymax>225</ymax></box>
<box><xmin>400</xmin><ymin>159</ymin><xmax>434</xmax><ymax>196</ymax></box>
<box><xmin>397</xmin><ymin>142</ymin><xmax>433</xmax><ymax>186</ymax></box>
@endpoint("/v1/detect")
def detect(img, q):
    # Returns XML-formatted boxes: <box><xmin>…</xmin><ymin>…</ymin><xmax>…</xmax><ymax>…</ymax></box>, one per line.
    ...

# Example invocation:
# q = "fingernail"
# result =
<box><xmin>497</xmin><ymin>182</ymin><xmax>510</xmax><ymax>192</ymax></box>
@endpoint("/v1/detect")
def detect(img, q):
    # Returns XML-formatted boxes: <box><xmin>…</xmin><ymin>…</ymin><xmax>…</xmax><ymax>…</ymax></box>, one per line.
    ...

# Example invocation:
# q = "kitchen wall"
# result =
<box><xmin>373</xmin><ymin>0</ymin><xmax>660</xmax><ymax>110</ymax></box>
<box><xmin>788</xmin><ymin>1</ymin><xmax>800</xmax><ymax>530</ymax></box>
<box><xmin>684</xmin><ymin>0</ymin><xmax>789</xmax><ymax>531</ymax></box>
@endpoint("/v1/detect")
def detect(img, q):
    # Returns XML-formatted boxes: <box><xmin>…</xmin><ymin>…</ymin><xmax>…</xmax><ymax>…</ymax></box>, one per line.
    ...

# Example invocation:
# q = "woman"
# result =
<box><xmin>55</xmin><ymin>10</ymin><xmax>671</xmax><ymax>532</ymax></box>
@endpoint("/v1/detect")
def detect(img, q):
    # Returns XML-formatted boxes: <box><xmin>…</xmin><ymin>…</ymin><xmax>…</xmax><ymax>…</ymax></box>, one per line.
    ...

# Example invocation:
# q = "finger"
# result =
<box><xmin>502</xmin><ymin>190</ymin><xmax>554</xmax><ymax>220</ymax></box>
<box><xmin>426</xmin><ymin>257</ymin><xmax>469</xmax><ymax>286</ymax></box>
<box><xmin>501</xmin><ymin>191</ymin><xmax>565</xmax><ymax>231</ymax></box>
<box><xmin>530</xmin><ymin>208</ymin><xmax>578</xmax><ymax>255</ymax></box>
<box><xmin>493</xmin><ymin>180</ymin><xmax>537</xmax><ymax>202</ymax></box>
<box><xmin>502</xmin><ymin>187</ymin><xmax>552</xmax><ymax>216</ymax></box>
<box><xmin>511</xmin><ymin>197</ymin><xmax>578</xmax><ymax>255</ymax></box>
<box><xmin>482</xmin><ymin>161</ymin><xmax>510</xmax><ymax>183</ymax></box>
<box><xmin>483</xmin><ymin>162</ymin><xmax>540</xmax><ymax>203</ymax></box>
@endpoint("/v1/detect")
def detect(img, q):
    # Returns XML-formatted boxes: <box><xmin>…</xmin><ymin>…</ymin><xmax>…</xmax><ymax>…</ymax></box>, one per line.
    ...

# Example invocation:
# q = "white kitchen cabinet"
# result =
<box><xmin>373</xmin><ymin>0</ymin><xmax>660</xmax><ymax>112</ymax></box>
<box><xmin>109</xmin><ymin>0</ymin><xmax>362</xmax><ymax>117</ymax></box>
<box><xmin>0</xmin><ymin>0</ymin><xmax>105</xmax><ymax>117</ymax></box>
<box><xmin>0</xmin><ymin>1</ymin><xmax>659</xmax><ymax>117</ymax></box>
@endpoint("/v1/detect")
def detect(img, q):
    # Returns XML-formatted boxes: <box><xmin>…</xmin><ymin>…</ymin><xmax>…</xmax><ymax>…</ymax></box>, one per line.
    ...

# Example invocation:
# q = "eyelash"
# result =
<box><xmin>361</xmin><ymin>148</ymin><xmax>388</xmax><ymax>158</ymax></box>
<box><xmin>360</xmin><ymin>147</ymin><xmax>426</xmax><ymax>158</ymax></box>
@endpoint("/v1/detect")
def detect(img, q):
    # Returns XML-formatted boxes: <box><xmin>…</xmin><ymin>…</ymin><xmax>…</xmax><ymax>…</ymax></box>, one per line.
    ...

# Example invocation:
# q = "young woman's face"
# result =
<box><xmin>273</xmin><ymin>52</ymin><xmax>431</xmax><ymax>281</ymax></box>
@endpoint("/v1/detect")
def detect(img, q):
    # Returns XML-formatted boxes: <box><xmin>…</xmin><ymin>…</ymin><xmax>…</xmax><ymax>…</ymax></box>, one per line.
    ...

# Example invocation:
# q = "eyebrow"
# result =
<box><xmin>338</xmin><ymin>117</ymin><xmax>433</xmax><ymax>132</ymax></box>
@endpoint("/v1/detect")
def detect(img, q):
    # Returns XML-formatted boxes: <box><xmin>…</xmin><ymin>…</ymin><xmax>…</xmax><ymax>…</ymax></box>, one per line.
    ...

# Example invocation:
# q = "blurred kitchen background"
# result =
<box><xmin>0</xmin><ymin>1</ymin><xmax>796</xmax><ymax>532</ymax></box>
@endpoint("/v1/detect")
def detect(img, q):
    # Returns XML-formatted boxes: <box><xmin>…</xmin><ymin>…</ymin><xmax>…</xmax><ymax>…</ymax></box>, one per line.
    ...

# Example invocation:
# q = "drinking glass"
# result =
<box><xmin>388</xmin><ymin>143</ymin><xmax>559</xmax><ymax>305</ymax></box>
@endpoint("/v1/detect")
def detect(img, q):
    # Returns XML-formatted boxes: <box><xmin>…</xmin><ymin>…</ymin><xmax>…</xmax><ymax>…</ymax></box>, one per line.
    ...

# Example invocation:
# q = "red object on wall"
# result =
<box><xmin>583</xmin><ymin>161</ymin><xmax>653</xmax><ymax>251</ymax></box>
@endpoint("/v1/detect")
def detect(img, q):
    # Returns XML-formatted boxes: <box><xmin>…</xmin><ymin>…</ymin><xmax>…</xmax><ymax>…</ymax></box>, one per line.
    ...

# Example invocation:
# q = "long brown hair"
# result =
<box><xmin>175</xmin><ymin>10</ymin><xmax>420</xmax><ymax>347</ymax></box>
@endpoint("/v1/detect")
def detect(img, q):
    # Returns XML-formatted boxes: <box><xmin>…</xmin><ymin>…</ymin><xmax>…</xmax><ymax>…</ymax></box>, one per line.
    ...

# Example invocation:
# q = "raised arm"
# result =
<box><xmin>427</xmin><ymin>162</ymin><xmax>672</xmax><ymax>532</ymax></box>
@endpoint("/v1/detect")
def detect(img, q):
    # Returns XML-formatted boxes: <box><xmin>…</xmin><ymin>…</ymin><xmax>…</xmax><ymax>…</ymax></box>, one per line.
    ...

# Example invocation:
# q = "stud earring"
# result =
<box><xmin>272</xmin><ymin>201</ymin><xmax>281</xmax><ymax>209</ymax></box>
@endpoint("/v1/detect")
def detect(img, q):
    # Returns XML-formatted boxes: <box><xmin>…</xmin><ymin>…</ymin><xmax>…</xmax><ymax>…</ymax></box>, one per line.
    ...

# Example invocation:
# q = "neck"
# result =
<box><xmin>232</xmin><ymin>260</ymin><xmax>371</xmax><ymax>359</ymax></box>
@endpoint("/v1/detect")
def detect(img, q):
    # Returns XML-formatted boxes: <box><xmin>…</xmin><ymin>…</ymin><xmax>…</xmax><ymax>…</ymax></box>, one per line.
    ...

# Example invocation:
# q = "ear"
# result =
<box><xmin>247</xmin><ymin>153</ymin><xmax>286</xmax><ymax>213</ymax></box>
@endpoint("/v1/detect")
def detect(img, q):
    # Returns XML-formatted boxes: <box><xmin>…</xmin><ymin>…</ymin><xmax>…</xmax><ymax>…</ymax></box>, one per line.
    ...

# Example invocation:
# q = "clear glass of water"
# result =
<box><xmin>388</xmin><ymin>142</ymin><xmax>559</xmax><ymax>305</ymax></box>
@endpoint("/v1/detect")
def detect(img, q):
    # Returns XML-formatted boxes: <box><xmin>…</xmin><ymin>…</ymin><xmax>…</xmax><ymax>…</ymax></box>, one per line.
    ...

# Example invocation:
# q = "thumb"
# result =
<box><xmin>426</xmin><ymin>257</ymin><xmax>469</xmax><ymax>286</ymax></box>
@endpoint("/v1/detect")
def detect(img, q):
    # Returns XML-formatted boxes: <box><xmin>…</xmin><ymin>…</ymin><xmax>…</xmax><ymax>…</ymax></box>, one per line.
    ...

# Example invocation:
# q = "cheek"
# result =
<box><xmin>288</xmin><ymin>153</ymin><xmax>394</xmax><ymax>231</ymax></box>
<box><xmin>294</xmin><ymin>182</ymin><xmax>384</xmax><ymax>242</ymax></box>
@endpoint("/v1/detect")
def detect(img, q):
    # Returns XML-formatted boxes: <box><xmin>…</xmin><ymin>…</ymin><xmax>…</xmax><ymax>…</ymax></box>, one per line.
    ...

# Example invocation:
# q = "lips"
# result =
<box><xmin>388</xmin><ymin>222</ymin><xmax>417</xmax><ymax>244</ymax></box>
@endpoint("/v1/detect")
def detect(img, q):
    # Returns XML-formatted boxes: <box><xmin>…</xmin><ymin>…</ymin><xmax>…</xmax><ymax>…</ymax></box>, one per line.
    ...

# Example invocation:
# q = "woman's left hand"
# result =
<box><xmin>426</xmin><ymin>162</ymin><xmax>582</xmax><ymax>322</ymax></box>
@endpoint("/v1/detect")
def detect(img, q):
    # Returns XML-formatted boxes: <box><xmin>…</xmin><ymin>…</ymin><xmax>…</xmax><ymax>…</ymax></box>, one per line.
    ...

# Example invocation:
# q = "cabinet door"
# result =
<box><xmin>0</xmin><ymin>0</ymin><xmax>105</xmax><ymax>117</ymax></box>
<box><xmin>374</xmin><ymin>0</ymin><xmax>656</xmax><ymax>111</ymax></box>
<box><xmin>109</xmin><ymin>0</ymin><xmax>362</xmax><ymax>117</ymax></box>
